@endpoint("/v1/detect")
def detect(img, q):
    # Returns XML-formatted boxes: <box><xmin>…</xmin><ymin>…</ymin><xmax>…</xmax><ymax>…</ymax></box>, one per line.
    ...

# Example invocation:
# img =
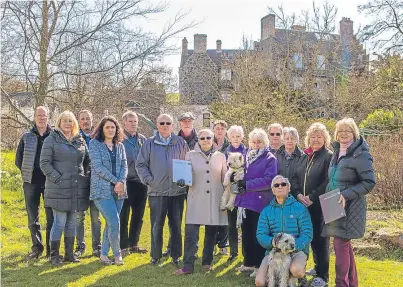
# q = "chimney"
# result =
<box><xmin>340</xmin><ymin>17</ymin><xmax>354</xmax><ymax>45</ymax></box>
<box><xmin>194</xmin><ymin>34</ymin><xmax>207</xmax><ymax>53</ymax></box>
<box><xmin>182</xmin><ymin>37</ymin><xmax>188</xmax><ymax>54</ymax></box>
<box><xmin>261</xmin><ymin>14</ymin><xmax>275</xmax><ymax>40</ymax></box>
<box><xmin>216</xmin><ymin>40</ymin><xmax>222</xmax><ymax>52</ymax></box>
<box><xmin>291</xmin><ymin>25</ymin><xmax>306</xmax><ymax>32</ymax></box>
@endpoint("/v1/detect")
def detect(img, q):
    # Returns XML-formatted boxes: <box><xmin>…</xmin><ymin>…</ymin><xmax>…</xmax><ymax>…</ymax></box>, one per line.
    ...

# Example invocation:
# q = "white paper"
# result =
<box><xmin>173</xmin><ymin>159</ymin><xmax>192</xmax><ymax>186</ymax></box>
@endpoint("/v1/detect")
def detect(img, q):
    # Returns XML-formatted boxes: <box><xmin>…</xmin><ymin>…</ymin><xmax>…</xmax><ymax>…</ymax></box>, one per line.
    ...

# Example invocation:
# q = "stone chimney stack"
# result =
<box><xmin>340</xmin><ymin>17</ymin><xmax>354</xmax><ymax>45</ymax></box>
<box><xmin>261</xmin><ymin>14</ymin><xmax>275</xmax><ymax>40</ymax></box>
<box><xmin>291</xmin><ymin>25</ymin><xmax>306</xmax><ymax>32</ymax></box>
<box><xmin>194</xmin><ymin>34</ymin><xmax>207</xmax><ymax>53</ymax></box>
<box><xmin>182</xmin><ymin>37</ymin><xmax>188</xmax><ymax>54</ymax></box>
<box><xmin>216</xmin><ymin>40</ymin><xmax>222</xmax><ymax>52</ymax></box>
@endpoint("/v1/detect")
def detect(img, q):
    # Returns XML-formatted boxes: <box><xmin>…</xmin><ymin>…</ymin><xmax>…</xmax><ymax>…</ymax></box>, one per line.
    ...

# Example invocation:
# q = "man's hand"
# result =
<box><xmin>338</xmin><ymin>194</ymin><xmax>346</xmax><ymax>208</ymax></box>
<box><xmin>177</xmin><ymin>179</ymin><xmax>186</xmax><ymax>187</ymax></box>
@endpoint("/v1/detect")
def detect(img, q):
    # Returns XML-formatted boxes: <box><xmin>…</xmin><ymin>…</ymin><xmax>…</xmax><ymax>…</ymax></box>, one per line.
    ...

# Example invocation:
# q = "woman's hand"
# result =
<box><xmin>114</xmin><ymin>182</ymin><xmax>125</xmax><ymax>196</ymax></box>
<box><xmin>237</xmin><ymin>179</ymin><xmax>246</xmax><ymax>189</ymax></box>
<box><xmin>297</xmin><ymin>194</ymin><xmax>312</xmax><ymax>207</ymax></box>
<box><xmin>338</xmin><ymin>194</ymin><xmax>346</xmax><ymax>208</ymax></box>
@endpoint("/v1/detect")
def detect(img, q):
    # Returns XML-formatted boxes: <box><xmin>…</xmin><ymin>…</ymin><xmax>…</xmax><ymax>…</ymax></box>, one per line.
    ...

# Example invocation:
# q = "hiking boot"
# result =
<box><xmin>311</xmin><ymin>277</ymin><xmax>328</xmax><ymax>287</ymax></box>
<box><xmin>74</xmin><ymin>243</ymin><xmax>86</xmax><ymax>258</ymax></box>
<box><xmin>28</xmin><ymin>248</ymin><xmax>43</xmax><ymax>259</ymax></box>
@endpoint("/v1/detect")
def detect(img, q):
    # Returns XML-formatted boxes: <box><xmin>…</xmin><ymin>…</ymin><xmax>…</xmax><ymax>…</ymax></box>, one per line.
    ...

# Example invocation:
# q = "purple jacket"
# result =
<box><xmin>234</xmin><ymin>148</ymin><xmax>278</xmax><ymax>213</ymax></box>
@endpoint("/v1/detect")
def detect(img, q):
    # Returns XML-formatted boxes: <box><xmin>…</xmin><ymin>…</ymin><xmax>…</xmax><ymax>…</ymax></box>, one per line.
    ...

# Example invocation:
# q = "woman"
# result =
<box><xmin>89</xmin><ymin>116</ymin><xmax>128</xmax><ymax>265</ymax></box>
<box><xmin>175</xmin><ymin>129</ymin><xmax>227</xmax><ymax>275</ymax></box>
<box><xmin>225</xmin><ymin>125</ymin><xmax>247</xmax><ymax>263</ymax></box>
<box><xmin>275</xmin><ymin>127</ymin><xmax>307</xmax><ymax>196</ymax></box>
<box><xmin>234</xmin><ymin>128</ymin><xmax>278</xmax><ymax>277</ymax></box>
<box><xmin>292</xmin><ymin>122</ymin><xmax>333</xmax><ymax>287</ymax></box>
<box><xmin>40</xmin><ymin>111</ymin><xmax>90</xmax><ymax>265</ymax></box>
<box><xmin>322</xmin><ymin>118</ymin><xmax>376</xmax><ymax>287</ymax></box>
<box><xmin>255</xmin><ymin>175</ymin><xmax>313</xmax><ymax>287</ymax></box>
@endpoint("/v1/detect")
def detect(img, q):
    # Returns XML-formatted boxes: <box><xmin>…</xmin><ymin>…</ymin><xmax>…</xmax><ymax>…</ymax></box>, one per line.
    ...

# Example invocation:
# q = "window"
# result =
<box><xmin>203</xmin><ymin>112</ymin><xmax>211</xmax><ymax>127</ymax></box>
<box><xmin>293</xmin><ymin>53</ymin><xmax>303</xmax><ymax>69</ymax></box>
<box><xmin>221</xmin><ymin>69</ymin><xmax>231</xmax><ymax>81</ymax></box>
<box><xmin>317</xmin><ymin>55</ymin><xmax>326</xmax><ymax>70</ymax></box>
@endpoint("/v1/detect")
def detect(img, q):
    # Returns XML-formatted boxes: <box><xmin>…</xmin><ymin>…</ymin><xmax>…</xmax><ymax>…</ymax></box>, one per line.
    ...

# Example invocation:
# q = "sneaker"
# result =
<box><xmin>114</xmin><ymin>255</ymin><xmax>124</xmax><ymax>266</ymax></box>
<box><xmin>249</xmin><ymin>269</ymin><xmax>258</xmax><ymax>277</ymax></box>
<box><xmin>227</xmin><ymin>255</ymin><xmax>238</xmax><ymax>263</ymax></box>
<box><xmin>100</xmin><ymin>255</ymin><xmax>113</xmax><ymax>265</ymax></box>
<box><xmin>162</xmin><ymin>249</ymin><xmax>171</xmax><ymax>257</ymax></box>
<box><xmin>311</xmin><ymin>277</ymin><xmax>328</xmax><ymax>287</ymax></box>
<box><xmin>121</xmin><ymin>248</ymin><xmax>131</xmax><ymax>256</ymax></box>
<box><xmin>305</xmin><ymin>268</ymin><xmax>317</xmax><ymax>276</ymax></box>
<box><xmin>130</xmin><ymin>246</ymin><xmax>147</xmax><ymax>254</ymax></box>
<box><xmin>172</xmin><ymin>258</ymin><xmax>180</xmax><ymax>267</ymax></box>
<box><xmin>28</xmin><ymin>249</ymin><xmax>43</xmax><ymax>259</ymax></box>
<box><xmin>74</xmin><ymin>244</ymin><xmax>85</xmax><ymax>258</ymax></box>
<box><xmin>150</xmin><ymin>258</ymin><xmax>161</xmax><ymax>265</ymax></box>
<box><xmin>92</xmin><ymin>249</ymin><xmax>101</xmax><ymax>257</ymax></box>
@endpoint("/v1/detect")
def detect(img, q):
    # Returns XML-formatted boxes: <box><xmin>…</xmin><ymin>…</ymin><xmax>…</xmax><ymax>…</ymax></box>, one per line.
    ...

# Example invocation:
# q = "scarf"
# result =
<box><xmin>179</xmin><ymin>130</ymin><xmax>195</xmax><ymax>145</ymax></box>
<box><xmin>339</xmin><ymin>140</ymin><xmax>354</xmax><ymax>159</ymax></box>
<box><xmin>202</xmin><ymin>147</ymin><xmax>214</xmax><ymax>157</ymax></box>
<box><xmin>246</xmin><ymin>148</ymin><xmax>264</xmax><ymax>168</ymax></box>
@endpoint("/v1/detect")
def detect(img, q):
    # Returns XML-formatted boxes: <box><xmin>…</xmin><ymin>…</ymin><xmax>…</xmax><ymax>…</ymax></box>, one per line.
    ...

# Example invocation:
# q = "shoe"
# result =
<box><xmin>235</xmin><ymin>265</ymin><xmax>255</xmax><ymax>272</ymax></box>
<box><xmin>311</xmin><ymin>277</ymin><xmax>328</xmax><ymax>287</ymax></box>
<box><xmin>172</xmin><ymin>258</ymin><xmax>180</xmax><ymax>266</ymax></box>
<box><xmin>250</xmin><ymin>269</ymin><xmax>258</xmax><ymax>277</ymax></box>
<box><xmin>100</xmin><ymin>255</ymin><xmax>112</xmax><ymax>265</ymax></box>
<box><xmin>174</xmin><ymin>267</ymin><xmax>193</xmax><ymax>275</ymax></box>
<box><xmin>162</xmin><ymin>249</ymin><xmax>171</xmax><ymax>257</ymax></box>
<box><xmin>50</xmin><ymin>241</ymin><xmax>63</xmax><ymax>266</ymax></box>
<box><xmin>121</xmin><ymin>248</ymin><xmax>131</xmax><ymax>256</ymax></box>
<box><xmin>114</xmin><ymin>255</ymin><xmax>124</xmax><ymax>266</ymax></box>
<box><xmin>203</xmin><ymin>265</ymin><xmax>212</xmax><ymax>271</ymax></box>
<box><xmin>64</xmin><ymin>237</ymin><xmax>80</xmax><ymax>262</ymax></box>
<box><xmin>150</xmin><ymin>258</ymin><xmax>160</xmax><ymax>265</ymax></box>
<box><xmin>298</xmin><ymin>276</ymin><xmax>309</xmax><ymax>287</ymax></box>
<box><xmin>227</xmin><ymin>255</ymin><xmax>238</xmax><ymax>263</ymax></box>
<box><xmin>92</xmin><ymin>248</ymin><xmax>101</xmax><ymax>257</ymax></box>
<box><xmin>130</xmin><ymin>246</ymin><xmax>148</xmax><ymax>254</ymax></box>
<box><xmin>28</xmin><ymin>248</ymin><xmax>43</xmax><ymax>259</ymax></box>
<box><xmin>305</xmin><ymin>268</ymin><xmax>317</xmax><ymax>276</ymax></box>
<box><xmin>74</xmin><ymin>243</ymin><xmax>86</xmax><ymax>258</ymax></box>
<box><xmin>217</xmin><ymin>247</ymin><xmax>228</xmax><ymax>255</ymax></box>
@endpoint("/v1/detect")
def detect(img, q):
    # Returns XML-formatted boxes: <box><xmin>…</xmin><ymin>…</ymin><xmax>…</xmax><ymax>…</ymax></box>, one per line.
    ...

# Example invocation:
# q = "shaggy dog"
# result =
<box><xmin>220</xmin><ymin>152</ymin><xmax>244</xmax><ymax>210</ymax></box>
<box><xmin>267</xmin><ymin>233</ymin><xmax>297</xmax><ymax>287</ymax></box>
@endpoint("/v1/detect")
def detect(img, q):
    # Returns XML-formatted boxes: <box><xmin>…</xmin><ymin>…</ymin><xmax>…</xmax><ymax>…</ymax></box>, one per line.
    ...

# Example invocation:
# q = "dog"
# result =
<box><xmin>220</xmin><ymin>152</ymin><xmax>244</xmax><ymax>210</ymax></box>
<box><xmin>267</xmin><ymin>233</ymin><xmax>297</xmax><ymax>287</ymax></box>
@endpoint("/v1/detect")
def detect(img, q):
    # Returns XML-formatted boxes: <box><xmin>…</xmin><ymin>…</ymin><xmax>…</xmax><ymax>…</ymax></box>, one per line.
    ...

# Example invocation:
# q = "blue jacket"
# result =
<box><xmin>257</xmin><ymin>195</ymin><xmax>313</xmax><ymax>255</ymax></box>
<box><xmin>89</xmin><ymin>139</ymin><xmax>128</xmax><ymax>200</ymax></box>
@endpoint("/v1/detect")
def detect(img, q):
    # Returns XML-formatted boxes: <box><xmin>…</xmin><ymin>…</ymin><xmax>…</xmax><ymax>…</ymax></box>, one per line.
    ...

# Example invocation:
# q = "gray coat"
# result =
<box><xmin>123</xmin><ymin>131</ymin><xmax>146</xmax><ymax>182</ymax></box>
<box><xmin>89</xmin><ymin>139</ymin><xmax>128</xmax><ymax>200</ymax></box>
<box><xmin>40</xmin><ymin>129</ymin><xmax>90</xmax><ymax>212</ymax></box>
<box><xmin>322</xmin><ymin>136</ymin><xmax>376</xmax><ymax>239</ymax></box>
<box><xmin>135</xmin><ymin>133</ymin><xmax>189</xmax><ymax>196</ymax></box>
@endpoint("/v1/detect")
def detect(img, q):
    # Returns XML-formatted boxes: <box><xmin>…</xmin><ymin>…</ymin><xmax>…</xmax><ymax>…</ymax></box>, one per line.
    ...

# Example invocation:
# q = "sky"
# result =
<box><xmin>146</xmin><ymin>0</ymin><xmax>371</xmax><ymax>79</ymax></box>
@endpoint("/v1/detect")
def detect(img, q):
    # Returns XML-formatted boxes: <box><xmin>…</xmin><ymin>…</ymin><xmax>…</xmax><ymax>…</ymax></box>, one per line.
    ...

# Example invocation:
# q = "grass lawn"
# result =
<box><xmin>1</xmin><ymin>151</ymin><xmax>403</xmax><ymax>286</ymax></box>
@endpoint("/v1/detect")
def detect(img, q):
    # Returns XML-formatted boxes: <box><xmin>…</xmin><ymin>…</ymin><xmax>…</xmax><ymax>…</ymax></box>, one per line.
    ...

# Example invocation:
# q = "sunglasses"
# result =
<box><xmin>159</xmin><ymin>122</ymin><xmax>172</xmax><ymax>126</ymax></box>
<box><xmin>270</xmin><ymin>133</ymin><xmax>281</xmax><ymax>136</ymax></box>
<box><xmin>273</xmin><ymin>182</ymin><xmax>288</xmax><ymax>188</ymax></box>
<box><xmin>199</xmin><ymin>137</ymin><xmax>212</xmax><ymax>140</ymax></box>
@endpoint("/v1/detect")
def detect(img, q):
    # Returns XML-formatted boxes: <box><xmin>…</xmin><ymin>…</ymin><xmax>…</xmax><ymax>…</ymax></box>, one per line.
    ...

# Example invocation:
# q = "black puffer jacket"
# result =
<box><xmin>322</xmin><ymin>136</ymin><xmax>376</xmax><ymax>239</ymax></box>
<box><xmin>40</xmin><ymin>129</ymin><xmax>90</xmax><ymax>212</ymax></box>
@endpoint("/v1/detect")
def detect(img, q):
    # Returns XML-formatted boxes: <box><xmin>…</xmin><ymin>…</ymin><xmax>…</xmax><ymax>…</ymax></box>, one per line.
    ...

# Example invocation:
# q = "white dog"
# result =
<box><xmin>267</xmin><ymin>233</ymin><xmax>297</xmax><ymax>287</ymax></box>
<box><xmin>220</xmin><ymin>152</ymin><xmax>244</xmax><ymax>210</ymax></box>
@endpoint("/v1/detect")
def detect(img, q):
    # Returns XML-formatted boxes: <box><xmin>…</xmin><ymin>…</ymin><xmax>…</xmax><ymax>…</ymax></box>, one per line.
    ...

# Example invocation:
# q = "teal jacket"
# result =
<box><xmin>257</xmin><ymin>195</ymin><xmax>313</xmax><ymax>255</ymax></box>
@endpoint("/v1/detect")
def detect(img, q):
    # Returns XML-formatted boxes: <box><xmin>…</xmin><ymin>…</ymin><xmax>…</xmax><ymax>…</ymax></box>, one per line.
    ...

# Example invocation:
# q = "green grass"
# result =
<box><xmin>2</xmin><ymin>151</ymin><xmax>403</xmax><ymax>286</ymax></box>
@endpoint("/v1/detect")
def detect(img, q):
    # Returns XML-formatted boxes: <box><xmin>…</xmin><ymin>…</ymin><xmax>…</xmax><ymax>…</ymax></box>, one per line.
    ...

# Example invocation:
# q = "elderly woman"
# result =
<box><xmin>40</xmin><ymin>111</ymin><xmax>90</xmax><ymax>265</ymax></box>
<box><xmin>255</xmin><ymin>175</ymin><xmax>313</xmax><ymax>287</ymax></box>
<box><xmin>276</xmin><ymin>127</ymin><xmax>307</xmax><ymax>196</ymax></box>
<box><xmin>267</xmin><ymin>123</ymin><xmax>283</xmax><ymax>153</ymax></box>
<box><xmin>174</xmin><ymin>129</ymin><xmax>227</xmax><ymax>275</ymax></box>
<box><xmin>234</xmin><ymin>128</ymin><xmax>278</xmax><ymax>277</ymax></box>
<box><xmin>89</xmin><ymin>116</ymin><xmax>127</xmax><ymax>265</ymax></box>
<box><xmin>322</xmin><ymin>118</ymin><xmax>376</xmax><ymax>287</ymax></box>
<box><xmin>292</xmin><ymin>122</ymin><xmax>333</xmax><ymax>287</ymax></box>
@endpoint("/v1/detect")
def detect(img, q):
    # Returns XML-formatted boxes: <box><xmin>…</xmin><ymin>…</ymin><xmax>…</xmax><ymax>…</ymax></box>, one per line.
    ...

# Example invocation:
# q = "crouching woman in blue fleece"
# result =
<box><xmin>255</xmin><ymin>175</ymin><xmax>313</xmax><ymax>287</ymax></box>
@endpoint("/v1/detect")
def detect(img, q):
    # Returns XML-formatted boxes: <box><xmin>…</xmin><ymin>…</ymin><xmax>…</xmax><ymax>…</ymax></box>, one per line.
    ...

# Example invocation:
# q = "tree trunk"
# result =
<box><xmin>37</xmin><ymin>0</ymin><xmax>49</xmax><ymax>107</ymax></box>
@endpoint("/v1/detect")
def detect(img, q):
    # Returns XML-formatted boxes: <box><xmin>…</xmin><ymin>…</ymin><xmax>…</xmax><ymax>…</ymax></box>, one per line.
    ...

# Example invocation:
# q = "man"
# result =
<box><xmin>267</xmin><ymin>123</ymin><xmax>283</xmax><ymax>153</ymax></box>
<box><xmin>136</xmin><ymin>114</ymin><xmax>189</xmax><ymax>266</ymax></box>
<box><xmin>15</xmin><ymin>106</ymin><xmax>54</xmax><ymax>259</ymax></box>
<box><xmin>74</xmin><ymin>109</ymin><xmax>102</xmax><ymax>257</ymax></box>
<box><xmin>162</xmin><ymin>112</ymin><xmax>197</xmax><ymax>258</ymax></box>
<box><xmin>119</xmin><ymin>111</ymin><xmax>148</xmax><ymax>254</ymax></box>
<box><xmin>212</xmin><ymin>120</ymin><xmax>230</xmax><ymax>255</ymax></box>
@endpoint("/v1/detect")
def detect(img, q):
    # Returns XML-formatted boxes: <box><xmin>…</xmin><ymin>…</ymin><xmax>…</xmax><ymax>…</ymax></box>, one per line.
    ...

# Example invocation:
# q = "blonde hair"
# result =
<box><xmin>334</xmin><ymin>118</ymin><xmax>360</xmax><ymax>141</ymax></box>
<box><xmin>56</xmin><ymin>110</ymin><xmax>80</xmax><ymax>137</ymax></box>
<box><xmin>304</xmin><ymin>122</ymin><xmax>331</xmax><ymax>148</ymax></box>
<box><xmin>248</xmin><ymin>128</ymin><xmax>270</xmax><ymax>147</ymax></box>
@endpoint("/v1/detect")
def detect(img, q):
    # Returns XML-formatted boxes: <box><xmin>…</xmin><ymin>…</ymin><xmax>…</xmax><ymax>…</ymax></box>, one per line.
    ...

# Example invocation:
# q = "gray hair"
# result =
<box><xmin>122</xmin><ymin>110</ymin><xmax>138</xmax><ymax>121</ymax></box>
<box><xmin>267</xmin><ymin>123</ymin><xmax>283</xmax><ymax>134</ymax></box>
<box><xmin>248</xmin><ymin>128</ymin><xmax>270</xmax><ymax>147</ymax></box>
<box><xmin>35</xmin><ymin>106</ymin><xmax>49</xmax><ymax>116</ymax></box>
<box><xmin>198</xmin><ymin>129</ymin><xmax>214</xmax><ymax>138</ymax></box>
<box><xmin>78</xmin><ymin>109</ymin><xmax>93</xmax><ymax>120</ymax></box>
<box><xmin>271</xmin><ymin>175</ymin><xmax>291</xmax><ymax>189</ymax></box>
<box><xmin>156</xmin><ymin>113</ymin><xmax>174</xmax><ymax>123</ymax></box>
<box><xmin>282</xmin><ymin>127</ymin><xmax>299</xmax><ymax>143</ymax></box>
<box><xmin>227</xmin><ymin>125</ymin><xmax>244</xmax><ymax>139</ymax></box>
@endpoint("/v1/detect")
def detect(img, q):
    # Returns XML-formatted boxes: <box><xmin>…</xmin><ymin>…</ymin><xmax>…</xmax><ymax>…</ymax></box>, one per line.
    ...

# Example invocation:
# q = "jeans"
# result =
<box><xmin>183</xmin><ymin>224</ymin><xmax>218</xmax><ymax>271</ymax></box>
<box><xmin>148</xmin><ymin>195</ymin><xmax>185</xmax><ymax>260</ymax></box>
<box><xmin>76</xmin><ymin>201</ymin><xmax>101</xmax><ymax>251</ymax></box>
<box><xmin>334</xmin><ymin>237</ymin><xmax>358</xmax><ymax>287</ymax></box>
<box><xmin>119</xmin><ymin>180</ymin><xmax>148</xmax><ymax>249</ymax></box>
<box><xmin>50</xmin><ymin>209</ymin><xmax>77</xmax><ymax>241</ymax></box>
<box><xmin>23</xmin><ymin>182</ymin><xmax>54</xmax><ymax>252</ymax></box>
<box><xmin>94</xmin><ymin>196</ymin><xmax>124</xmax><ymax>257</ymax></box>
<box><xmin>241</xmin><ymin>209</ymin><xmax>266</xmax><ymax>268</ymax></box>
<box><xmin>228</xmin><ymin>207</ymin><xmax>238</xmax><ymax>256</ymax></box>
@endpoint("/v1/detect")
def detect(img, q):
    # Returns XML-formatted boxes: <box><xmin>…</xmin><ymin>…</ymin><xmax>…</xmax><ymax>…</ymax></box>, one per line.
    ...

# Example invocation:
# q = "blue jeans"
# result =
<box><xmin>94</xmin><ymin>196</ymin><xmax>124</xmax><ymax>257</ymax></box>
<box><xmin>76</xmin><ymin>201</ymin><xmax>102</xmax><ymax>251</ymax></box>
<box><xmin>50</xmin><ymin>209</ymin><xmax>77</xmax><ymax>241</ymax></box>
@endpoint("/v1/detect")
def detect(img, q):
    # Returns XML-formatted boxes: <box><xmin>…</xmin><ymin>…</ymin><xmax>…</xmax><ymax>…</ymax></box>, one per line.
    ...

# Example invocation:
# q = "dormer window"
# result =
<box><xmin>221</xmin><ymin>69</ymin><xmax>232</xmax><ymax>81</ymax></box>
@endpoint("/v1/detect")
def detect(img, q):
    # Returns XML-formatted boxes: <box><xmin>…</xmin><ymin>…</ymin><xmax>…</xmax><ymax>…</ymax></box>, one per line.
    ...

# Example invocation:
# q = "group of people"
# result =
<box><xmin>16</xmin><ymin>106</ymin><xmax>376</xmax><ymax>287</ymax></box>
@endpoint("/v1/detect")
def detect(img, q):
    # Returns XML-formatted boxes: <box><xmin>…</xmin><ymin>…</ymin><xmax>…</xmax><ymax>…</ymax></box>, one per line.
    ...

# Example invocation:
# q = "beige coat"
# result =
<box><xmin>185</xmin><ymin>144</ymin><xmax>228</xmax><ymax>226</ymax></box>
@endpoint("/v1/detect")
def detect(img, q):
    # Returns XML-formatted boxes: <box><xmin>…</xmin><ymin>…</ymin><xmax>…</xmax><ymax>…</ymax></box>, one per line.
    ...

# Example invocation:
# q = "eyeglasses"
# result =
<box><xmin>159</xmin><ymin>122</ymin><xmax>172</xmax><ymax>126</ymax></box>
<box><xmin>273</xmin><ymin>182</ymin><xmax>288</xmax><ymax>188</ymax></box>
<box><xmin>199</xmin><ymin>137</ymin><xmax>212</xmax><ymax>140</ymax></box>
<box><xmin>270</xmin><ymin>133</ymin><xmax>281</xmax><ymax>136</ymax></box>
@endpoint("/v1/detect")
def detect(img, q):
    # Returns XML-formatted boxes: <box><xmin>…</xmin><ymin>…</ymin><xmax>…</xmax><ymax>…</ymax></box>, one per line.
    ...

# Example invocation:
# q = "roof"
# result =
<box><xmin>7</xmin><ymin>92</ymin><xmax>35</xmax><ymax>108</ymax></box>
<box><xmin>180</xmin><ymin>49</ymin><xmax>243</xmax><ymax>68</ymax></box>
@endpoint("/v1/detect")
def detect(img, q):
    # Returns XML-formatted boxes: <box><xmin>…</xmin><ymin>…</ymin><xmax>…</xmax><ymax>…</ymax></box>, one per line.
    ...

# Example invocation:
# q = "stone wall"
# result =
<box><xmin>160</xmin><ymin>104</ymin><xmax>212</xmax><ymax>132</ymax></box>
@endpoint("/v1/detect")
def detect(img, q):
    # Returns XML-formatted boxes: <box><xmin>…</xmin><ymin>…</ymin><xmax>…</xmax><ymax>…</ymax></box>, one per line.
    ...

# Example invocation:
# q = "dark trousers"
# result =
<box><xmin>309</xmin><ymin>203</ymin><xmax>330</xmax><ymax>282</ymax></box>
<box><xmin>119</xmin><ymin>180</ymin><xmax>148</xmax><ymax>249</ymax></box>
<box><xmin>149</xmin><ymin>194</ymin><xmax>185</xmax><ymax>260</ymax></box>
<box><xmin>183</xmin><ymin>224</ymin><xmax>218</xmax><ymax>271</ymax></box>
<box><xmin>241</xmin><ymin>209</ymin><xmax>266</xmax><ymax>268</ymax></box>
<box><xmin>23</xmin><ymin>182</ymin><xmax>54</xmax><ymax>253</ymax></box>
<box><xmin>334</xmin><ymin>237</ymin><xmax>358</xmax><ymax>287</ymax></box>
<box><xmin>216</xmin><ymin>225</ymin><xmax>229</xmax><ymax>249</ymax></box>
<box><xmin>228</xmin><ymin>208</ymin><xmax>238</xmax><ymax>256</ymax></box>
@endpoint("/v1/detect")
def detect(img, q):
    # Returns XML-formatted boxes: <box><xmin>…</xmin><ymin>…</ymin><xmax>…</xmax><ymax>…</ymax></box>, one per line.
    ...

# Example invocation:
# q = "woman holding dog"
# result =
<box><xmin>255</xmin><ymin>175</ymin><xmax>313</xmax><ymax>287</ymax></box>
<box><xmin>322</xmin><ymin>118</ymin><xmax>376</xmax><ymax>287</ymax></box>
<box><xmin>175</xmin><ymin>129</ymin><xmax>228</xmax><ymax>275</ymax></box>
<box><xmin>292</xmin><ymin>122</ymin><xmax>333</xmax><ymax>287</ymax></box>
<box><xmin>234</xmin><ymin>128</ymin><xmax>278</xmax><ymax>277</ymax></box>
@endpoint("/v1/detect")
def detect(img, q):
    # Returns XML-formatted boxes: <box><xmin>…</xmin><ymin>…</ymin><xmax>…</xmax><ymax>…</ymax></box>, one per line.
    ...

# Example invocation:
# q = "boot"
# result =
<box><xmin>50</xmin><ymin>241</ymin><xmax>63</xmax><ymax>265</ymax></box>
<box><xmin>64</xmin><ymin>237</ymin><xmax>80</xmax><ymax>262</ymax></box>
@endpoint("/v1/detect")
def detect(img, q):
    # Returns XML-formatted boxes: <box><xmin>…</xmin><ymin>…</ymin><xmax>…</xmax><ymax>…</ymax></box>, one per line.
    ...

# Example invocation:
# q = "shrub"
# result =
<box><xmin>360</xmin><ymin>108</ymin><xmax>403</xmax><ymax>134</ymax></box>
